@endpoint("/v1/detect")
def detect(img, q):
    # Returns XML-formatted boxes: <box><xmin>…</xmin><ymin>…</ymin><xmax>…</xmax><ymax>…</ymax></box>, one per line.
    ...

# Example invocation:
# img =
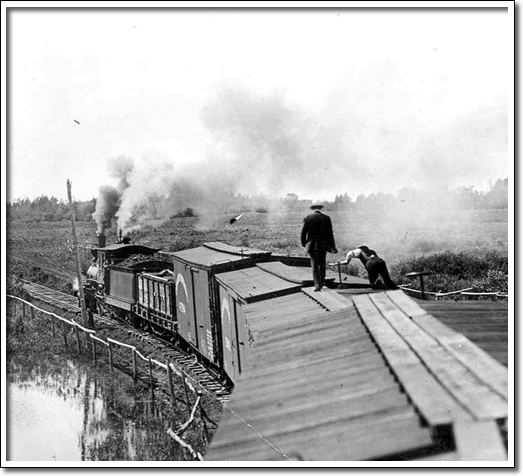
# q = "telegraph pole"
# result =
<box><xmin>67</xmin><ymin>179</ymin><xmax>94</xmax><ymax>328</ymax></box>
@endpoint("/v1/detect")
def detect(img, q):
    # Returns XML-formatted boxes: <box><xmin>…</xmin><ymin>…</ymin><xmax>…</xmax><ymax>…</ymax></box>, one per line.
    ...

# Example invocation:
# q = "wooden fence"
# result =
<box><xmin>6</xmin><ymin>294</ymin><xmax>218</xmax><ymax>461</ymax></box>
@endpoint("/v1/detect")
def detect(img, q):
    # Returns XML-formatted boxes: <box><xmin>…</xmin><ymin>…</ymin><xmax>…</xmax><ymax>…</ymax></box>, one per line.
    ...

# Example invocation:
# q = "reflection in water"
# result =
<box><xmin>7</xmin><ymin>357</ymin><xmax>183</xmax><ymax>461</ymax></box>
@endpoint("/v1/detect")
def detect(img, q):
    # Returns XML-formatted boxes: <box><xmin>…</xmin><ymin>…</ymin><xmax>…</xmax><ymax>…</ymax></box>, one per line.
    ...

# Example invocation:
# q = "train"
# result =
<box><xmin>81</xmin><ymin>233</ymin><xmax>338</xmax><ymax>385</ymax></box>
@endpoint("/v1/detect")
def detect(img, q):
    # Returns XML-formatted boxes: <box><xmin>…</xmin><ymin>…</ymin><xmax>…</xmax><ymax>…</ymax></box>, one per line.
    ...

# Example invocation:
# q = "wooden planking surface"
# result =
<box><xmin>215</xmin><ymin>267</ymin><xmax>301</xmax><ymax>303</ymax></box>
<box><xmin>385</xmin><ymin>293</ymin><xmax>508</xmax><ymax>399</ymax></box>
<box><xmin>206</xmin><ymin>302</ymin><xmax>434</xmax><ymax>461</ymax></box>
<box><xmin>203</xmin><ymin>241</ymin><xmax>272</xmax><ymax>259</ymax></box>
<box><xmin>412</xmin><ymin>314</ymin><xmax>508</xmax><ymax>399</ymax></box>
<box><xmin>454</xmin><ymin>421</ymin><xmax>507</xmax><ymax>461</ymax></box>
<box><xmin>352</xmin><ymin>293</ymin><xmax>473</xmax><ymax>425</ymax></box>
<box><xmin>207</xmin><ymin>288</ymin><xmax>509</xmax><ymax>461</ymax></box>
<box><xmin>367</xmin><ymin>292</ymin><xmax>507</xmax><ymax>420</ymax></box>
<box><xmin>256</xmin><ymin>261</ymin><xmax>336</xmax><ymax>285</ymax></box>
<box><xmin>417</xmin><ymin>300</ymin><xmax>509</xmax><ymax>368</ymax></box>
<box><xmin>301</xmin><ymin>287</ymin><xmax>351</xmax><ymax>310</ymax></box>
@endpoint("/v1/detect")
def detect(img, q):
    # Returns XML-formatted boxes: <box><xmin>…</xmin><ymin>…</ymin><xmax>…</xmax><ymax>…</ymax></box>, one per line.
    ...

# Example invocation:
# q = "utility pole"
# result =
<box><xmin>67</xmin><ymin>179</ymin><xmax>94</xmax><ymax>328</ymax></box>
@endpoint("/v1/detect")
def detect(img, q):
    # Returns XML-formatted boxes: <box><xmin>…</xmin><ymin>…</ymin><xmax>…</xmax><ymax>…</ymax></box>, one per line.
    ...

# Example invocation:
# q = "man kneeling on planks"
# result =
<box><xmin>338</xmin><ymin>246</ymin><xmax>398</xmax><ymax>290</ymax></box>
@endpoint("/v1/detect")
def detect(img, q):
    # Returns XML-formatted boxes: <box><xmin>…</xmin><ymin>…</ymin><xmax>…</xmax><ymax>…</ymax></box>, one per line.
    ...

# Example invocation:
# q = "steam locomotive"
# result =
<box><xmin>82</xmin><ymin>234</ymin><xmax>334</xmax><ymax>384</ymax></box>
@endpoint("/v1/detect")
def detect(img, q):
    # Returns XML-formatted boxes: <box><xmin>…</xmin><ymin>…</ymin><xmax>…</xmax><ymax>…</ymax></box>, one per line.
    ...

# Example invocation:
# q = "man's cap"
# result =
<box><xmin>310</xmin><ymin>200</ymin><xmax>324</xmax><ymax>209</ymax></box>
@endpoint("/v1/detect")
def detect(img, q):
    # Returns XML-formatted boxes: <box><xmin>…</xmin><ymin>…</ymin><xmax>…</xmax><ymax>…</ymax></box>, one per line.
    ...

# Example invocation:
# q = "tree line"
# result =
<box><xmin>7</xmin><ymin>178</ymin><xmax>508</xmax><ymax>222</ymax></box>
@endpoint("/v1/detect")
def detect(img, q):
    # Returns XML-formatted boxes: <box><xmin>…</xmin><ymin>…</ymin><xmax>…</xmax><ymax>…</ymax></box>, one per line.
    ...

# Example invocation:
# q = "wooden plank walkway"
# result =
<box><xmin>351</xmin><ymin>291</ymin><xmax>508</xmax><ymax>461</ymax></box>
<box><xmin>256</xmin><ymin>261</ymin><xmax>336</xmax><ymax>285</ymax></box>
<box><xmin>205</xmin><ymin>290</ymin><xmax>508</xmax><ymax>461</ymax></box>
<box><xmin>367</xmin><ymin>293</ymin><xmax>507</xmax><ymax>420</ymax></box>
<box><xmin>205</xmin><ymin>292</ymin><xmax>434</xmax><ymax>461</ymax></box>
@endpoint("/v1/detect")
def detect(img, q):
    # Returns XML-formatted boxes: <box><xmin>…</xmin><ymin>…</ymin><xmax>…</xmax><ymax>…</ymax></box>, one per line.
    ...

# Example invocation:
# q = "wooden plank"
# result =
<box><xmin>256</xmin><ymin>261</ymin><xmax>335</xmax><ymax>285</ymax></box>
<box><xmin>352</xmin><ymin>294</ymin><xmax>474</xmax><ymax>425</ymax></box>
<box><xmin>243</xmin><ymin>348</ymin><xmax>385</xmax><ymax>385</ymax></box>
<box><xmin>234</xmin><ymin>367</ymin><xmax>397</xmax><ymax>410</ymax></box>
<box><xmin>368</xmin><ymin>293</ymin><xmax>508</xmax><ymax>420</ymax></box>
<box><xmin>203</xmin><ymin>241</ymin><xmax>271</xmax><ymax>258</ymax></box>
<box><xmin>301</xmin><ymin>287</ymin><xmax>351</xmax><ymax>311</ymax></box>
<box><xmin>454</xmin><ymin>421</ymin><xmax>507</xmax><ymax>461</ymax></box>
<box><xmin>414</xmin><ymin>314</ymin><xmax>508</xmax><ymax>399</ymax></box>
<box><xmin>417</xmin><ymin>300</ymin><xmax>509</xmax><ymax>368</ymax></box>
<box><xmin>208</xmin><ymin>406</ymin><xmax>430</xmax><ymax>461</ymax></box>
<box><xmin>221</xmin><ymin>388</ymin><xmax>411</xmax><ymax>438</ymax></box>
<box><xmin>386</xmin><ymin>289</ymin><xmax>428</xmax><ymax>318</ymax></box>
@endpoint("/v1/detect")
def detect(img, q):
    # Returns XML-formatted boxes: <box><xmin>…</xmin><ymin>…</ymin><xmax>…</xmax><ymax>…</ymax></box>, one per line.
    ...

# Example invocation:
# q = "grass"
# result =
<box><xmin>7</xmin><ymin>207</ymin><xmax>508</xmax><ymax>295</ymax></box>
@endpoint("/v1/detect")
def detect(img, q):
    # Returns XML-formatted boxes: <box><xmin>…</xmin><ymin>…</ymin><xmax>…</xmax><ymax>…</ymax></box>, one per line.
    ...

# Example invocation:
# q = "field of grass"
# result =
<box><xmin>7</xmin><ymin>207</ymin><xmax>509</xmax><ymax>295</ymax></box>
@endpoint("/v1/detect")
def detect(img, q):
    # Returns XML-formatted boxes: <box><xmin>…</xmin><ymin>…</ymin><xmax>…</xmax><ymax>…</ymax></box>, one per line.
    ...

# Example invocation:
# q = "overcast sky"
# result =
<box><xmin>6</xmin><ymin>6</ymin><xmax>512</xmax><ymax>202</ymax></box>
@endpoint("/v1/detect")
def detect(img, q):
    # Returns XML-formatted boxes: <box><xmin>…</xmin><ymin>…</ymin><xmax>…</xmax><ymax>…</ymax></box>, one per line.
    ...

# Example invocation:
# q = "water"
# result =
<box><xmin>7</xmin><ymin>358</ymin><xmax>182</xmax><ymax>461</ymax></box>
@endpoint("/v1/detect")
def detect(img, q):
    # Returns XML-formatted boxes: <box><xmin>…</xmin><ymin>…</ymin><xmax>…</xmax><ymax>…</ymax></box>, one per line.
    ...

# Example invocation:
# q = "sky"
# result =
<box><xmin>5</xmin><ymin>5</ymin><xmax>512</xmax><ymax>204</ymax></box>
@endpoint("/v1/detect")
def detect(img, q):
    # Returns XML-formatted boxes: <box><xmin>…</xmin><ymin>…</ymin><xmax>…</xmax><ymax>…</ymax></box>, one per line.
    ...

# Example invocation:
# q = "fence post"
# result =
<box><xmin>148</xmin><ymin>357</ymin><xmax>155</xmax><ymax>405</ymax></box>
<box><xmin>75</xmin><ymin>326</ymin><xmax>81</xmax><ymax>354</ymax></box>
<box><xmin>167</xmin><ymin>361</ymin><xmax>176</xmax><ymax>408</ymax></box>
<box><xmin>132</xmin><ymin>348</ymin><xmax>138</xmax><ymax>381</ymax></box>
<box><xmin>108</xmin><ymin>341</ymin><xmax>113</xmax><ymax>370</ymax></box>
<box><xmin>197</xmin><ymin>390</ymin><xmax>210</xmax><ymax>444</ymax></box>
<box><xmin>91</xmin><ymin>335</ymin><xmax>97</xmax><ymax>363</ymax></box>
<box><xmin>63</xmin><ymin>322</ymin><xmax>68</xmax><ymax>349</ymax></box>
<box><xmin>181</xmin><ymin>372</ymin><xmax>191</xmax><ymax>417</ymax></box>
<box><xmin>20</xmin><ymin>302</ymin><xmax>25</xmax><ymax>332</ymax></box>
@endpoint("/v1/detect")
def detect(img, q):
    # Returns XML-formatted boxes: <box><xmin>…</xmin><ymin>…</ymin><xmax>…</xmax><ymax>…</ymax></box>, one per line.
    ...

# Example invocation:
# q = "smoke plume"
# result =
<box><xmin>94</xmin><ymin>82</ymin><xmax>507</xmax><ymax>235</ymax></box>
<box><xmin>92</xmin><ymin>155</ymin><xmax>135</xmax><ymax>234</ymax></box>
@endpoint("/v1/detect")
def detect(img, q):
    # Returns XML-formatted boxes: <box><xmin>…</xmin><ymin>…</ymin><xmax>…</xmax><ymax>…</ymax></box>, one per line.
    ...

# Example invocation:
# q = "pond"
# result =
<box><xmin>6</xmin><ymin>356</ymin><xmax>184</xmax><ymax>462</ymax></box>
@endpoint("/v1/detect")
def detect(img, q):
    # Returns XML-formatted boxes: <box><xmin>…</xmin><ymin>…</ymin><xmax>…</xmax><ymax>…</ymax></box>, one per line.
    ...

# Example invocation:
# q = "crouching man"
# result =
<box><xmin>340</xmin><ymin>245</ymin><xmax>398</xmax><ymax>290</ymax></box>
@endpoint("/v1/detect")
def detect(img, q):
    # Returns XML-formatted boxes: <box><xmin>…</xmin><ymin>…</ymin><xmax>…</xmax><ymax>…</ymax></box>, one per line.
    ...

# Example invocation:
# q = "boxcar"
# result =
<box><xmin>160</xmin><ymin>243</ymin><xmax>271</xmax><ymax>367</ymax></box>
<box><xmin>215</xmin><ymin>266</ymin><xmax>302</xmax><ymax>382</ymax></box>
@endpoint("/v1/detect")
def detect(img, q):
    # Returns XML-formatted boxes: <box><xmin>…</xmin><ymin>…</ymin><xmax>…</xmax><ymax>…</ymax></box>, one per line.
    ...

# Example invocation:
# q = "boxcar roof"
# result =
<box><xmin>257</xmin><ymin>261</ymin><xmax>336</xmax><ymax>286</ymax></box>
<box><xmin>160</xmin><ymin>246</ymin><xmax>253</xmax><ymax>269</ymax></box>
<box><xmin>216</xmin><ymin>267</ymin><xmax>301</xmax><ymax>303</ymax></box>
<box><xmin>203</xmin><ymin>241</ymin><xmax>272</xmax><ymax>259</ymax></box>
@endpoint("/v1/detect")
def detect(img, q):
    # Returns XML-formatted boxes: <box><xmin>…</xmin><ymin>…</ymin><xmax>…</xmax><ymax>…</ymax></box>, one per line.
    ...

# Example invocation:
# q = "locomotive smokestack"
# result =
<box><xmin>97</xmin><ymin>234</ymin><xmax>106</xmax><ymax>249</ymax></box>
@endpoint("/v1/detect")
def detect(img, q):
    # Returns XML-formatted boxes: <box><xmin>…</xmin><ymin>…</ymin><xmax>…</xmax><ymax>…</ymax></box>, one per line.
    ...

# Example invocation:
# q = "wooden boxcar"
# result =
<box><xmin>215</xmin><ymin>266</ymin><xmax>303</xmax><ymax>382</ymax></box>
<box><xmin>159</xmin><ymin>243</ymin><xmax>271</xmax><ymax>367</ymax></box>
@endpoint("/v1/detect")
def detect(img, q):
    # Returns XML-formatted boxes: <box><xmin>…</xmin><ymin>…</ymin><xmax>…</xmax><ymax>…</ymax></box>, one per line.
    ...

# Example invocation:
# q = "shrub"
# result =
<box><xmin>392</xmin><ymin>250</ymin><xmax>508</xmax><ymax>294</ymax></box>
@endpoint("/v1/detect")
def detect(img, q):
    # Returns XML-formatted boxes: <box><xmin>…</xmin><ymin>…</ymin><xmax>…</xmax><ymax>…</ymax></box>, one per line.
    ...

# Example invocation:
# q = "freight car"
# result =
<box><xmin>82</xmin><ymin>234</ymin><xmax>336</xmax><ymax>384</ymax></box>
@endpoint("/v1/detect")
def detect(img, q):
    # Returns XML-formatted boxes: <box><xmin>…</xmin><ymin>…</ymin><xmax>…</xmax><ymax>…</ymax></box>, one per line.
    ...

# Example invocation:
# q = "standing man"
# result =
<box><xmin>301</xmin><ymin>201</ymin><xmax>338</xmax><ymax>292</ymax></box>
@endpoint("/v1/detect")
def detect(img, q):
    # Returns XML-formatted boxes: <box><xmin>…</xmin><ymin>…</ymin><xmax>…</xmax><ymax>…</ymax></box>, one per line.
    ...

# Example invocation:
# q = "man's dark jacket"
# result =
<box><xmin>301</xmin><ymin>210</ymin><xmax>337</xmax><ymax>253</ymax></box>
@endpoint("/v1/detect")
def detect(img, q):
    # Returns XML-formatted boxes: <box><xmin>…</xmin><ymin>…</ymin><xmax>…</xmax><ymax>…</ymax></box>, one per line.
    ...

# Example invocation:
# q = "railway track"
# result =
<box><xmin>20</xmin><ymin>280</ymin><xmax>231</xmax><ymax>403</ymax></box>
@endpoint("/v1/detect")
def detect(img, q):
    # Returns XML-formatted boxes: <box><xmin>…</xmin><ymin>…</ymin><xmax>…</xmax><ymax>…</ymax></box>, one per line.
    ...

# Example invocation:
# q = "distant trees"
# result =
<box><xmin>7</xmin><ymin>195</ymin><xmax>95</xmax><ymax>222</ymax></box>
<box><xmin>6</xmin><ymin>178</ymin><xmax>509</xmax><ymax>222</ymax></box>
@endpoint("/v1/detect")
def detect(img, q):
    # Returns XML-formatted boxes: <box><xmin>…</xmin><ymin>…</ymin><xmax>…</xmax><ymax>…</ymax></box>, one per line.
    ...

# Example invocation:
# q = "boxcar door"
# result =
<box><xmin>219</xmin><ymin>288</ymin><xmax>238</xmax><ymax>381</ymax></box>
<box><xmin>234</xmin><ymin>300</ymin><xmax>247</xmax><ymax>375</ymax></box>
<box><xmin>192</xmin><ymin>269</ymin><xmax>216</xmax><ymax>363</ymax></box>
<box><xmin>173</xmin><ymin>261</ymin><xmax>198</xmax><ymax>347</ymax></box>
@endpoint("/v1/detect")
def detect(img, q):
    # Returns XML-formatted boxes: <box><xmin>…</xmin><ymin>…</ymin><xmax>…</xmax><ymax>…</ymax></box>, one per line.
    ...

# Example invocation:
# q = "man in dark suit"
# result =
<box><xmin>301</xmin><ymin>201</ymin><xmax>338</xmax><ymax>291</ymax></box>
